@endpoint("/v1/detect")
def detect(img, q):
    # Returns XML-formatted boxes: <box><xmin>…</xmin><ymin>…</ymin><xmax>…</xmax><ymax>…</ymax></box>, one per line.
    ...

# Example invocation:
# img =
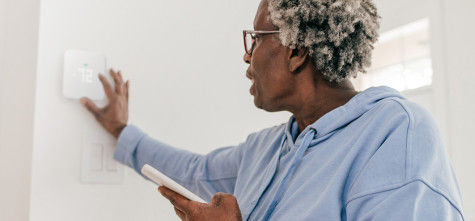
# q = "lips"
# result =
<box><xmin>250</xmin><ymin>81</ymin><xmax>255</xmax><ymax>95</ymax></box>
<box><xmin>246</xmin><ymin>68</ymin><xmax>255</xmax><ymax>78</ymax></box>
<box><xmin>246</xmin><ymin>70</ymin><xmax>255</xmax><ymax>95</ymax></box>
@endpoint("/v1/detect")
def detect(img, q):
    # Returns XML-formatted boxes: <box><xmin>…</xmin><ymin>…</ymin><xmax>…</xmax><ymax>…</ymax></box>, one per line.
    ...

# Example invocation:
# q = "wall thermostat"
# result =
<box><xmin>63</xmin><ymin>50</ymin><xmax>110</xmax><ymax>100</ymax></box>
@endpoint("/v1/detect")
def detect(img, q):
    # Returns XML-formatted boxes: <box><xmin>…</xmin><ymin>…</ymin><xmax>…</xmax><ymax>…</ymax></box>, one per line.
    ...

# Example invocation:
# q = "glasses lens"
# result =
<box><xmin>245</xmin><ymin>33</ymin><xmax>254</xmax><ymax>54</ymax></box>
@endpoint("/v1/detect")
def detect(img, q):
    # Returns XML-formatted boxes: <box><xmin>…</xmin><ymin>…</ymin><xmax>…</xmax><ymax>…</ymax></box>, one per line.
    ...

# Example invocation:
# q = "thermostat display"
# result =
<box><xmin>77</xmin><ymin>64</ymin><xmax>95</xmax><ymax>83</ymax></box>
<box><xmin>63</xmin><ymin>50</ymin><xmax>109</xmax><ymax>100</ymax></box>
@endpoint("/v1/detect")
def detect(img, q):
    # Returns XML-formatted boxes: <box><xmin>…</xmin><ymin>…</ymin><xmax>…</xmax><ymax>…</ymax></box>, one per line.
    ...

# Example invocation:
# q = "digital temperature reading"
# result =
<box><xmin>63</xmin><ymin>50</ymin><xmax>107</xmax><ymax>100</ymax></box>
<box><xmin>75</xmin><ymin>64</ymin><xmax>96</xmax><ymax>83</ymax></box>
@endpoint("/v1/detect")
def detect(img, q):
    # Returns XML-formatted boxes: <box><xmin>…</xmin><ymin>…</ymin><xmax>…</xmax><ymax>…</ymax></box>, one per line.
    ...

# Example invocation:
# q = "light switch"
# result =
<box><xmin>89</xmin><ymin>143</ymin><xmax>103</xmax><ymax>171</ymax></box>
<box><xmin>104</xmin><ymin>143</ymin><xmax>118</xmax><ymax>171</ymax></box>
<box><xmin>81</xmin><ymin>130</ymin><xmax>124</xmax><ymax>184</ymax></box>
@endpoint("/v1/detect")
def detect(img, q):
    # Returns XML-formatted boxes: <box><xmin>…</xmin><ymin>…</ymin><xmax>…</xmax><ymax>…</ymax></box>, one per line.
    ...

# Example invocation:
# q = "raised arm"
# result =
<box><xmin>80</xmin><ymin>69</ymin><xmax>246</xmax><ymax>201</ymax></box>
<box><xmin>114</xmin><ymin>125</ymin><xmax>247</xmax><ymax>201</ymax></box>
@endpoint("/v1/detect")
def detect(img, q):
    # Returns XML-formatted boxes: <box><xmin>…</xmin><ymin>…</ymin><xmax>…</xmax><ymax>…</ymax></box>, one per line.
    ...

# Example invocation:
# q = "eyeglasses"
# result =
<box><xmin>243</xmin><ymin>30</ymin><xmax>280</xmax><ymax>56</ymax></box>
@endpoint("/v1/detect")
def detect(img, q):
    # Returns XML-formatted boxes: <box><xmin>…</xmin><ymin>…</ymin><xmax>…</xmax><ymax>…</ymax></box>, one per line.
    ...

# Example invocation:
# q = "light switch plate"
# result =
<box><xmin>63</xmin><ymin>50</ymin><xmax>110</xmax><ymax>101</ymax></box>
<box><xmin>80</xmin><ymin>130</ymin><xmax>124</xmax><ymax>184</ymax></box>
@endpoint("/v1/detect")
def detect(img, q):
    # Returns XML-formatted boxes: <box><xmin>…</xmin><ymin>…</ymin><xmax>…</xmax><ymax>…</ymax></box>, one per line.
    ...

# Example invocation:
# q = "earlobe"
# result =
<box><xmin>288</xmin><ymin>47</ymin><xmax>309</xmax><ymax>73</ymax></box>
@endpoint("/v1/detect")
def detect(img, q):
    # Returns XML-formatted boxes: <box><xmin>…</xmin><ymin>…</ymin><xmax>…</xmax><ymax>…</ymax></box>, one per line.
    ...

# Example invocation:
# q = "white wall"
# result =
<box><xmin>374</xmin><ymin>0</ymin><xmax>450</xmax><ymax>145</ymax></box>
<box><xmin>0</xmin><ymin>0</ymin><xmax>39</xmax><ymax>220</ymax></box>
<box><xmin>376</xmin><ymin>0</ymin><xmax>475</xmax><ymax>219</ymax></box>
<box><xmin>442</xmin><ymin>0</ymin><xmax>475</xmax><ymax>218</ymax></box>
<box><xmin>28</xmin><ymin>0</ymin><xmax>289</xmax><ymax>220</ymax></box>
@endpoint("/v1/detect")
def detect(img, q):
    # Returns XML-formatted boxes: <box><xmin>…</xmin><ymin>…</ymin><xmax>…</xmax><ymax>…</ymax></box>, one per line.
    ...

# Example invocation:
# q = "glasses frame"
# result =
<box><xmin>243</xmin><ymin>30</ymin><xmax>281</xmax><ymax>56</ymax></box>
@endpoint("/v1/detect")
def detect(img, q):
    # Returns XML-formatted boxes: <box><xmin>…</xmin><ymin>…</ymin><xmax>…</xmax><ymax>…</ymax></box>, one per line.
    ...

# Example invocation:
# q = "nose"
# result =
<box><xmin>243</xmin><ymin>52</ymin><xmax>251</xmax><ymax>64</ymax></box>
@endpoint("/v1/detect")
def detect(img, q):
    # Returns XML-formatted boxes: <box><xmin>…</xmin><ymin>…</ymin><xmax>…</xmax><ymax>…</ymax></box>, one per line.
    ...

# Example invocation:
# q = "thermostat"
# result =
<box><xmin>63</xmin><ymin>50</ymin><xmax>110</xmax><ymax>100</ymax></box>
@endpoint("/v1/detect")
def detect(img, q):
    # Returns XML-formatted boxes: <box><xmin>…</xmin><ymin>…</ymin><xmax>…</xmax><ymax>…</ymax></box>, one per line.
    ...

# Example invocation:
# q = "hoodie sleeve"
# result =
<box><xmin>344</xmin><ymin>180</ymin><xmax>463</xmax><ymax>221</ymax></box>
<box><xmin>113</xmin><ymin>124</ymin><xmax>247</xmax><ymax>202</ymax></box>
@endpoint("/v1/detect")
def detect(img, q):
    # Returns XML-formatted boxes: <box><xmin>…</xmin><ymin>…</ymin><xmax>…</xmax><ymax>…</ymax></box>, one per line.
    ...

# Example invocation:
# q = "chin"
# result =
<box><xmin>253</xmin><ymin>98</ymin><xmax>280</xmax><ymax>112</ymax></box>
<box><xmin>253</xmin><ymin>96</ymin><xmax>266</xmax><ymax>110</ymax></box>
<box><xmin>253</xmin><ymin>97</ymin><xmax>262</xmax><ymax>109</ymax></box>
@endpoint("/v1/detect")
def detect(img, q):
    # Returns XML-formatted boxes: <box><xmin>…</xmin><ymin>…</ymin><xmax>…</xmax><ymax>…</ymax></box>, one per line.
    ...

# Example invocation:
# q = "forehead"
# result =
<box><xmin>253</xmin><ymin>0</ymin><xmax>277</xmax><ymax>30</ymax></box>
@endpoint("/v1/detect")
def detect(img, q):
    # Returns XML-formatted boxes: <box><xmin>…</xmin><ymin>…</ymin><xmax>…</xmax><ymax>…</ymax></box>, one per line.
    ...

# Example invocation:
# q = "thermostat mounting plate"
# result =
<box><xmin>63</xmin><ymin>50</ymin><xmax>108</xmax><ymax>100</ymax></box>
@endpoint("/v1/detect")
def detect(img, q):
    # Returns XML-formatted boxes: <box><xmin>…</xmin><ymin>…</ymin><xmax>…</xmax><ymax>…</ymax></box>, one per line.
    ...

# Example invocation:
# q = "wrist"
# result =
<box><xmin>113</xmin><ymin>124</ymin><xmax>127</xmax><ymax>139</ymax></box>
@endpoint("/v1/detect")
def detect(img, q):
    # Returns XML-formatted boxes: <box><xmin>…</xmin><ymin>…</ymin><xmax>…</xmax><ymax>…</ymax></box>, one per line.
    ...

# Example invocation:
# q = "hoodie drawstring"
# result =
<box><xmin>262</xmin><ymin>128</ymin><xmax>317</xmax><ymax>220</ymax></box>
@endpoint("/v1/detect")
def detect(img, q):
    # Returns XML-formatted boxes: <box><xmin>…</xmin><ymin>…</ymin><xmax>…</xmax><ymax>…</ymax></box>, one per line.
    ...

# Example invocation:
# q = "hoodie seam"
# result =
<box><xmin>386</xmin><ymin>98</ymin><xmax>414</xmax><ymax>181</ymax></box>
<box><xmin>344</xmin><ymin>178</ymin><xmax>464</xmax><ymax>220</ymax></box>
<box><xmin>345</xmin><ymin>98</ymin><xmax>411</xmax><ymax>198</ymax></box>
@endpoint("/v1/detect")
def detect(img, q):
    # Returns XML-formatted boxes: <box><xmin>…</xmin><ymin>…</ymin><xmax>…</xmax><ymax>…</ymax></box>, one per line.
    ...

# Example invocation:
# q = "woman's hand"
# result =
<box><xmin>80</xmin><ymin>69</ymin><xmax>129</xmax><ymax>138</ymax></box>
<box><xmin>159</xmin><ymin>186</ymin><xmax>242</xmax><ymax>221</ymax></box>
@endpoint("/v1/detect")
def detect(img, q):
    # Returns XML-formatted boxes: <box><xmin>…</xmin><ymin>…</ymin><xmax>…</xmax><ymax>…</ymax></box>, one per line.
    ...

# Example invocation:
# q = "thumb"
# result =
<box><xmin>211</xmin><ymin>193</ymin><xmax>236</xmax><ymax>207</ymax></box>
<box><xmin>80</xmin><ymin>97</ymin><xmax>101</xmax><ymax>120</ymax></box>
<box><xmin>211</xmin><ymin>193</ymin><xmax>223</xmax><ymax>206</ymax></box>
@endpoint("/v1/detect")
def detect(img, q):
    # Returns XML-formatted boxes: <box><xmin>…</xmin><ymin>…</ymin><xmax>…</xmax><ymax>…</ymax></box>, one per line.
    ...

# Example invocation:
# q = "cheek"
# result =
<box><xmin>257</xmin><ymin>57</ymin><xmax>286</xmax><ymax>86</ymax></box>
<box><xmin>251</xmin><ymin>45</ymin><xmax>274</xmax><ymax>81</ymax></box>
<box><xmin>251</xmin><ymin>41</ymin><xmax>288</xmax><ymax>94</ymax></box>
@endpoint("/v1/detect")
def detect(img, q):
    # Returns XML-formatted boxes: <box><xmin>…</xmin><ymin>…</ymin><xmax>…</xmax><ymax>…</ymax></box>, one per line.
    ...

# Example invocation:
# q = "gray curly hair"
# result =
<box><xmin>268</xmin><ymin>0</ymin><xmax>380</xmax><ymax>82</ymax></box>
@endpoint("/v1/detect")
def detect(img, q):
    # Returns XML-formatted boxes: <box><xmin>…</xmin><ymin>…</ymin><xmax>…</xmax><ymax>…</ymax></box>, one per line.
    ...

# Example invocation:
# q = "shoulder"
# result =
<box><xmin>360</xmin><ymin>96</ymin><xmax>440</xmax><ymax>148</ymax></box>
<box><xmin>377</xmin><ymin>97</ymin><xmax>452</xmax><ymax>181</ymax></box>
<box><xmin>346</xmin><ymin>96</ymin><xmax>463</xmax><ymax>210</ymax></box>
<box><xmin>244</xmin><ymin>123</ymin><xmax>286</xmax><ymax>145</ymax></box>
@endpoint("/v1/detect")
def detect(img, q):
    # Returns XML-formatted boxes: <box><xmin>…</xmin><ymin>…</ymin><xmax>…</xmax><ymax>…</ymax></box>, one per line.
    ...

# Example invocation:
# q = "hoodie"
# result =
<box><xmin>114</xmin><ymin>86</ymin><xmax>464</xmax><ymax>220</ymax></box>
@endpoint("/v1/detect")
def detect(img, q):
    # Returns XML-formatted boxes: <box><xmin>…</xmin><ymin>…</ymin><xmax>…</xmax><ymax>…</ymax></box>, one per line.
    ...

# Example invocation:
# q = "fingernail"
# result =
<box><xmin>80</xmin><ymin>98</ymin><xmax>86</xmax><ymax>104</ymax></box>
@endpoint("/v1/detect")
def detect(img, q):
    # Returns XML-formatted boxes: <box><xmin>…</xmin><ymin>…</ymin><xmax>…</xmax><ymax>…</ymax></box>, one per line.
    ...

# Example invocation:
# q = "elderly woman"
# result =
<box><xmin>81</xmin><ymin>0</ymin><xmax>464</xmax><ymax>220</ymax></box>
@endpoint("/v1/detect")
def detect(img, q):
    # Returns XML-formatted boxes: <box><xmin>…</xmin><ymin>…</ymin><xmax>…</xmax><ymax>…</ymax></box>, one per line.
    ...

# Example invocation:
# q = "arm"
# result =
<box><xmin>80</xmin><ymin>69</ymin><xmax>246</xmax><ymax>201</ymax></box>
<box><xmin>345</xmin><ymin>180</ymin><xmax>464</xmax><ymax>221</ymax></box>
<box><xmin>114</xmin><ymin>124</ymin><xmax>247</xmax><ymax>201</ymax></box>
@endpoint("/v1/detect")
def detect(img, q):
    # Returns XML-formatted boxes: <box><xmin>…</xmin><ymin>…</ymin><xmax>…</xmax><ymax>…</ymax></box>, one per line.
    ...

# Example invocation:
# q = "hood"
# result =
<box><xmin>284</xmin><ymin>86</ymin><xmax>406</xmax><ymax>146</ymax></box>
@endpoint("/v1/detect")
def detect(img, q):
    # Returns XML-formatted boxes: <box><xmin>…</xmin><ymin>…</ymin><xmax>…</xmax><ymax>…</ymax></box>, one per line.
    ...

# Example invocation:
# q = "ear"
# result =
<box><xmin>288</xmin><ymin>47</ymin><xmax>309</xmax><ymax>73</ymax></box>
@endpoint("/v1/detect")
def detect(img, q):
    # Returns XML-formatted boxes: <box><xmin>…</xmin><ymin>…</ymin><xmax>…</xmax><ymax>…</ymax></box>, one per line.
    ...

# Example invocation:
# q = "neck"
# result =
<box><xmin>289</xmin><ymin>76</ymin><xmax>358</xmax><ymax>134</ymax></box>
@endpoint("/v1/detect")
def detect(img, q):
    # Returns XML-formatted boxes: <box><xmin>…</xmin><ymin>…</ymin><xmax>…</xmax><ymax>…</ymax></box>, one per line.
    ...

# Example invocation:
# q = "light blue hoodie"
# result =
<box><xmin>114</xmin><ymin>86</ymin><xmax>464</xmax><ymax>220</ymax></box>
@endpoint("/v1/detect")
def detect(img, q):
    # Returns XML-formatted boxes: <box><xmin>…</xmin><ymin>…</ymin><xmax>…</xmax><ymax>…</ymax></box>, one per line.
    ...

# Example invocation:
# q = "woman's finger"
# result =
<box><xmin>98</xmin><ymin>74</ymin><xmax>115</xmax><ymax>99</ymax></box>
<box><xmin>159</xmin><ymin>186</ymin><xmax>191</xmax><ymax>212</ymax></box>
<box><xmin>117</xmin><ymin>70</ymin><xmax>125</xmax><ymax>85</ymax></box>
<box><xmin>125</xmin><ymin>80</ymin><xmax>129</xmax><ymax>101</ymax></box>
<box><xmin>80</xmin><ymin>97</ymin><xmax>102</xmax><ymax>120</ymax></box>
<box><xmin>109</xmin><ymin>69</ymin><xmax>123</xmax><ymax>94</ymax></box>
<box><xmin>174</xmin><ymin>207</ymin><xmax>186</xmax><ymax>220</ymax></box>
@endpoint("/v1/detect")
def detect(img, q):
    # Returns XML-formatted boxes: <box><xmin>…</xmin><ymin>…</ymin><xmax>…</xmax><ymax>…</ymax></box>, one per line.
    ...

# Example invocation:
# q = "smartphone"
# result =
<box><xmin>141</xmin><ymin>164</ymin><xmax>206</xmax><ymax>203</ymax></box>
